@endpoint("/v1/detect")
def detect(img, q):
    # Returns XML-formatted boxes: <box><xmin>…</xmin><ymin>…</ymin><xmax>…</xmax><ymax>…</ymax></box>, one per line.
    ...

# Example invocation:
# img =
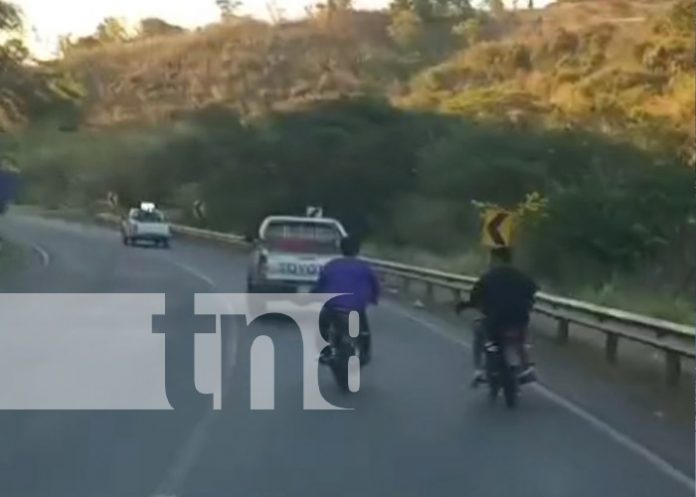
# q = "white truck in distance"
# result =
<box><xmin>247</xmin><ymin>215</ymin><xmax>347</xmax><ymax>293</ymax></box>
<box><xmin>121</xmin><ymin>204</ymin><xmax>171</xmax><ymax>248</ymax></box>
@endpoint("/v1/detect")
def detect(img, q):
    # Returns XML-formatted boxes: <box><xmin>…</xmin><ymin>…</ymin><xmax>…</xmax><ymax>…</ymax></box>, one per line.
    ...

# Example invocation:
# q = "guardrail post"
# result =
<box><xmin>665</xmin><ymin>351</ymin><xmax>681</xmax><ymax>386</ymax></box>
<box><xmin>557</xmin><ymin>318</ymin><xmax>569</xmax><ymax>344</ymax></box>
<box><xmin>402</xmin><ymin>276</ymin><xmax>410</xmax><ymax>292</ymax></box>
<box><xmin>605</xmin><ymin>334</ymin><xmax>618</xmax><ymax>364</ymax></box>
<box><xmin>425</xmin><ymin>282</ymin><xmax>434</xmax><ymax>301</ymax></box>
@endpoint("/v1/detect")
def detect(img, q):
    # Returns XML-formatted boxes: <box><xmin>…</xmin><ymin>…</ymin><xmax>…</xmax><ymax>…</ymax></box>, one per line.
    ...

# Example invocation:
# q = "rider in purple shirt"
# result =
<box><xmin>314</xmin><ymin>236</ymin><xmax>380</xmax><ymax>364</ymax></box>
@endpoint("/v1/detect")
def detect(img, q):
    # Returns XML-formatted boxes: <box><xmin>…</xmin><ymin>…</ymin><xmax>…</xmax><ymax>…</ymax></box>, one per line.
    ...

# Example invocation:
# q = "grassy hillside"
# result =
<box><xmin>58</xmin><ymin>11</ymin><xmax>434</xmax><ymax>126</ymax></box>
<box><xmin>402</xmin><ymin>0</ymin><xmax>693</xmax><ymax>152</ymax></box>
<box><xmin>3</xmin><ymin>0</ymin><xmax>694</xmax><ymax>321</ymax></box>
<box><xmin>49</xmin><ymin>1</ymin><xmax>693</xmax><ymax>149</ymax></box>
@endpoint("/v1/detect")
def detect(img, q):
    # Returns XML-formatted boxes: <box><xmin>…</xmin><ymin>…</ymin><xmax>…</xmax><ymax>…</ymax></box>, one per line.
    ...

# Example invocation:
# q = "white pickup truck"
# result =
<box><xmin>247</xmin><ymin>215</ymin><xmax>347</xmax><ymax>293</ymax></box>
<box><xmin>121</xmin><ymin>206</ymin><xmax>171</xmax><ymax>248</ymax></box>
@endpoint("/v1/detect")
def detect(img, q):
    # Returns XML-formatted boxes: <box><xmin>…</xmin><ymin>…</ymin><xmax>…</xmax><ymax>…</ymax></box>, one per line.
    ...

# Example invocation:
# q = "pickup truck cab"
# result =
<box><xmin>247</xmin><ymin>215</ymin><xmax>347</xmax><ymax>293</ymax></box>
<box><xmin>121</xmin><ymin>205</ymin><xmax>171</xmax><ymax>248</ymax></box>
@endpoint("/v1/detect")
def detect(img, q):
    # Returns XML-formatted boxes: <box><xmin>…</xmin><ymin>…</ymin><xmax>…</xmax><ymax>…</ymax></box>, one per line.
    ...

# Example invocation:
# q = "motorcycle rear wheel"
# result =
<box><xmin>501</xmin><ymin>366</ymin><xmax>518</xmax><ymax>409</ymax></box>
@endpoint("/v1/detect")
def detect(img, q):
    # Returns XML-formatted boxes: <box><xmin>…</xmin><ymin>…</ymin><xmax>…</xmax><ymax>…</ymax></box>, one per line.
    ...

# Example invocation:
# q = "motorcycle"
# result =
<box><xmin>459</xmin><ymin>304</ymin><xmax>532</xmax><ymax>409</ymax></box>
<box><xmin>480</xmin><ymin>328</ymin><xmax>525</xmax><ymax>409</ymax></box>
<box><xmin>322</xmin><ymin>310</ymin><xmax>369</xmax><ymax>393</ymax></box>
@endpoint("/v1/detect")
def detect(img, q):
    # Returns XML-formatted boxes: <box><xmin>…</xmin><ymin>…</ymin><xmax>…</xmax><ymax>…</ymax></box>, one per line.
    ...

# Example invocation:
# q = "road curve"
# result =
<box><xmin>0</xmin><ymin>212</ymin><xmax>691</xmax><ymax>497</ymax></box>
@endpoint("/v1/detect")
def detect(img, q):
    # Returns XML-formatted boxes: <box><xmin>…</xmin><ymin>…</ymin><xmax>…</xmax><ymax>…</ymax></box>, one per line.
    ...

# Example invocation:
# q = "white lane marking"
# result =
<box><xmin>384</xmin><ymin>302</ymin><xmax>695</xmax><ymax>491</ymax></box>
<box><xmin>535</xmin><ymin>384</ymin><xmax>695</xmax><ymax>490</ymax></box>
<box><xmin>164</xmin><ymin>258</ymin><xmax>216</xmax><ymax>288</ymax></box>
<box><xmin>151</xmin><ymin>258</ymin><xmax>241</xmax><ymax>497</ymax></box>
<box><xmin>30</xmin><ymin>243</ymin><xmax>50</xmax><ymax>267</ymax></box>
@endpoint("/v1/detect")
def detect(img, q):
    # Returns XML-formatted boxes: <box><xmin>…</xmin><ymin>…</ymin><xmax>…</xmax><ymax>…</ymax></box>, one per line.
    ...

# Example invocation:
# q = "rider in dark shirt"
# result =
<box><xmin>458</xmin><ymin>247</ymin><xmax>538</xmax><ymax>382</ymax></box>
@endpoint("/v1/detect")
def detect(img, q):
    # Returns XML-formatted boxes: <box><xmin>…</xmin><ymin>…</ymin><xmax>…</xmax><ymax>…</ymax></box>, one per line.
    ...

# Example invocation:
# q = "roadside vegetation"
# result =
<box><xmin>0</xmin><ymin>0</ymin><xmax>693</xmax><ymax>322</ymax></box>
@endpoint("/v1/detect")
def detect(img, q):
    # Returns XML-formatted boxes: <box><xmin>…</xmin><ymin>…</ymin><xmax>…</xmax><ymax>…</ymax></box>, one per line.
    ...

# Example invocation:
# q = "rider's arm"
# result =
<box><xmin>468</xmin><ymin>276</ymin><xmax>486</xmax><ymax>309</ymax></box>
<box><xmin>456</xmin><ymin>276</ymin><xmax>485</xmax><ymax>314</ymax></box>
<box><xmin>312</xmin><ymin>266</ymin><xmax>328</xmax><ymax>293</ymax></box>
<box><xmin>529</xmin><ymin>278</ymin><xmax>539</xmax><ymax>308</ymax></box>
<box><xmin>368</xmin><ymin>265</ymin><xmax>380</xmax><ymax>305</ymax></box>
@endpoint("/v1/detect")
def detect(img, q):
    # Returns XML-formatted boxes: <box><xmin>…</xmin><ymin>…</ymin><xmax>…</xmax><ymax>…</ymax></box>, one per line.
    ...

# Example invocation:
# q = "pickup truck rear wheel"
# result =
<box><xmin>161</xmin><ymin>239</ymin><xmax>171</xmax><ymax>249</ymax></box>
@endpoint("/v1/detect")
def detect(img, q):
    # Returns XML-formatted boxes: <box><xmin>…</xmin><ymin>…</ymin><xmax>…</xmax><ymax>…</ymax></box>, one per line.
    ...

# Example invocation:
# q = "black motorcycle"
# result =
<box><xmin>322</xmin><ymin>310</ymin><xmax>368</xmax><ymax>392</ymax></box>
<box><xmin>480</xmin><ymin>328</ymin><xmax>524</xmax><ymax>408</ymax></box>
<box><xmin>457</xmin><ymin>302</ymin><xmax>530</xmax><ymax>409</ymax></box>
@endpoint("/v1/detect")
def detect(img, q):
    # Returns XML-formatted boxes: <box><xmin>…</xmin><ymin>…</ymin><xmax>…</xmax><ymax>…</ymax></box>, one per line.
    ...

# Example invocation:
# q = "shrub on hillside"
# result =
<box><xmin>550</xmin><ymin>28</ymin><xmax>579</xmax><ymax>57</ymax></box>
<box><xmin>388</xmin><ymin>9</ymin><xmax>425</xmax><ymax>50</ymax></box>
<box><xmin>669</xmin><ymin>0</ymin><xmax>695</xmax><ymax>34</ymax></box>
<box><xmin>581</xmin><ymin>22</ymin><xmax>615</xmax><ymax>54</ymax></box>
<box><xmin>452</xmin><ymin>17</ymin><xmax>484</xmax><ymax>46</ymax></box>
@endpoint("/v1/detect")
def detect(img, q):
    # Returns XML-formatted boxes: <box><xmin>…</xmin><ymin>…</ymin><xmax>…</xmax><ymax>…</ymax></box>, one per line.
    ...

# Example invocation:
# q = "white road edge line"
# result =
<box><xmin>164</xmin><ymin>259</ymin><xmax>216</xmax><ymax>288</ymax></box>
<box><xmin>30</xmin><ymin>243</ymin><xmax>50</xmax><ymax>267</ymax></box>
<box><xmin>384</xmin><ymin>302</ymin><xmax>695</xmax><ymax>492</ymax></box>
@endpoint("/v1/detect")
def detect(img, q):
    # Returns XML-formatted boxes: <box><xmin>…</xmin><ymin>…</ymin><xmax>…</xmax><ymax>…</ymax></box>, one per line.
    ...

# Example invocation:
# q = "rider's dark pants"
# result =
<box><xmin>473</xmin><ymin>315</ymin><xmax>530</xmax><ymax>370</ymax></box>
<box><xmin>319</xmin><ymin>307</ymin><xmax>371</xmax><ymax>357</ymax></box>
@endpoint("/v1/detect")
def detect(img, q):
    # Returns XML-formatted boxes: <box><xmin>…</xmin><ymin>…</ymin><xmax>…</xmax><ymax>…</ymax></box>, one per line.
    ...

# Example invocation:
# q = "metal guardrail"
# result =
<box><xmin>364</xmin><ymin>257</ymin><xmax>694</xmax><ymax>387</ymax></box>
<box><xmin>96</xmin><ymin>213</ymin><xmax>694</xmax><ymax>385</ymax></box>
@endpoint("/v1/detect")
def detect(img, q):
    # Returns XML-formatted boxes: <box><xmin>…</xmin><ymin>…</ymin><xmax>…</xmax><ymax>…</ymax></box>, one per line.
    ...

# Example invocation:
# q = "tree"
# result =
<box><xmin>389</xmin><ymin>0</ymin><xmax>471</xmax><ymax>19</ymax></box>
<box><xmin>388</xmin><ymin>9</ymin><xmax>424</xmax><ymax>50</ymax></box>
<box><xmin>96</xmin><ymin>17</ymin><xmax>128</xmax><ymax>43</ymax></box>
<box><xmin>528</xmin><ymin>0</ymin><xmax>534</xmax><ymax>9</ymax></box>
<box><xmin>669</xmin><ymin>0</ymin><xmax>695</xmax><ymax>34</ymax></box>
<box><xmin>0</xmin><ymin>38</ymin><xmax>27</xmax><ymax>63</ymax></box>
<box><xmin>329</xmin><ymin>0</ymin><xmax>353</xmax><ymax>9</ymax></box>
<box><xmin>215</xmin><ymin>0</ymin><xmax>242</xmax><ymax>19</ymax></box>
<box><xmin>0</xmin><ymin>2</ymin><xmax>24</xmax><ymax>67</ymax></box>
<box><xmin>434</xmin><ymin>0</ymin><xmax>472</xmax><ymax>17</ymax></box>
<box><xmin>0</xmin><ymin>1</ymin><xmax>21</xmax><ymax>32</ymax></box>
<box><xmin>138</xmin><ymin>18</ymin><xmax>184</xmax><ymax>37</ymax></box>
<box><xmin>487</xmin><ymin>0</ymin><xmax>505</xmax><ymax>17</ymax></box>
<box><xmin>59</xmin><ymin>35</ymin><xmax>101</xmax><ymax>57</ymax></box>
<box><xmin>266</xmin><ymin>0</ymin><xmax>286</xmax><ymax>24</ymax></box>
<box><xmin>452</xmin><ymin>17</ymin><xmax>484</xmax><ymax>45</ymax></box>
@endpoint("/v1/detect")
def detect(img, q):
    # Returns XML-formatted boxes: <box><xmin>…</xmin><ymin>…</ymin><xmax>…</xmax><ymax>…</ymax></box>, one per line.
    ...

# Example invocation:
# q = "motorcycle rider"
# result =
<box><xmin>313</xmin><ymin>235</ymin><xmax>380</xmax><ymax>365</ymax></box>
<box><xmin>457</xmin><ymin>247</ymin><xmax>537</xmax><ymax>383</ymax></box>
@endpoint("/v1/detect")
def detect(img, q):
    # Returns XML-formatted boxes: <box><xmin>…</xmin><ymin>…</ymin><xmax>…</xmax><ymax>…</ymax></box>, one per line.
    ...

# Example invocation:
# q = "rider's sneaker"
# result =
<box><xmin>518</xmin><ymin>366</ymin><xmax>537</xmax><ymax>384</ymax></box>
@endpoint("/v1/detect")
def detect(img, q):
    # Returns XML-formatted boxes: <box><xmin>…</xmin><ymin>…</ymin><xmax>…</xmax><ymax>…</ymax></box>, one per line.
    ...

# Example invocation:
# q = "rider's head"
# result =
<box><xmin>490</xmin><ymin>247</ymin><xmax>513</xmax><ymax>266</ymax></box>
<box><xmin>340</xmin><ymin>236</ymin><xmax>361</xmax><ymax>257</ymax></box>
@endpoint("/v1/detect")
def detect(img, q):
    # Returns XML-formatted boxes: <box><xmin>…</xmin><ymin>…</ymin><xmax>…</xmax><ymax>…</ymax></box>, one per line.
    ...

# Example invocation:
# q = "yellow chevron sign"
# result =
<box><xmin>481</xmin><ymin>209</ymin><xmax>518</xmax><ymax>248</ymax></box>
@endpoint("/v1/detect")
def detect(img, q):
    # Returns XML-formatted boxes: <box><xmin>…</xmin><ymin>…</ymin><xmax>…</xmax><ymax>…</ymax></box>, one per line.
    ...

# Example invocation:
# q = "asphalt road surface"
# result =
<box><xmin>0</xmin><ymin>212</ymin><xmax>692</xmax><ymax>497</ymax></box>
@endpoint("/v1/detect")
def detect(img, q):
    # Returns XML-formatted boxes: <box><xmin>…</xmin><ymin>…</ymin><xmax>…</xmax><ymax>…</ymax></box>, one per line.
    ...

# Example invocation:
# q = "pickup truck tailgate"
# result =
<box><xmin>133</xmin><ymin>222</ymin><xmax>170</xmax><ymax>236</ymax></box>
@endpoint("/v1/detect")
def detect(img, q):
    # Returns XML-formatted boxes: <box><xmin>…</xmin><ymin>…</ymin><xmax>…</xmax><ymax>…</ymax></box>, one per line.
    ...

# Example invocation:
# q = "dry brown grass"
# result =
<box><xmin>57</xmin><ymin>11</ymin><xmax>397</xmax><ymax>127</ymax></box>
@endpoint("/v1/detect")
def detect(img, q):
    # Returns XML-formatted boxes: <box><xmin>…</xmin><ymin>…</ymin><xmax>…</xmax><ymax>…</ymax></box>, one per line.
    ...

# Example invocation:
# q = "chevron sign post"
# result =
<box><xmin>107</xmin><ymin>191</ymin><xmax>119</xmax><ymax>211</ymax></box>
<box><xmin>0</xmin><ymin>168</ymin><xmax>20</xmax><ymax>215</ymax></box>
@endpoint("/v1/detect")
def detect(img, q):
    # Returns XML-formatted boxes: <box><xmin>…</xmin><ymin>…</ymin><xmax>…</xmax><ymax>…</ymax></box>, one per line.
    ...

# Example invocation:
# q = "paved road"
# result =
<box><xmin>0</xmin><ymin>213</ymin><xmax>692</xmax><ymax>497</ymax></box>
